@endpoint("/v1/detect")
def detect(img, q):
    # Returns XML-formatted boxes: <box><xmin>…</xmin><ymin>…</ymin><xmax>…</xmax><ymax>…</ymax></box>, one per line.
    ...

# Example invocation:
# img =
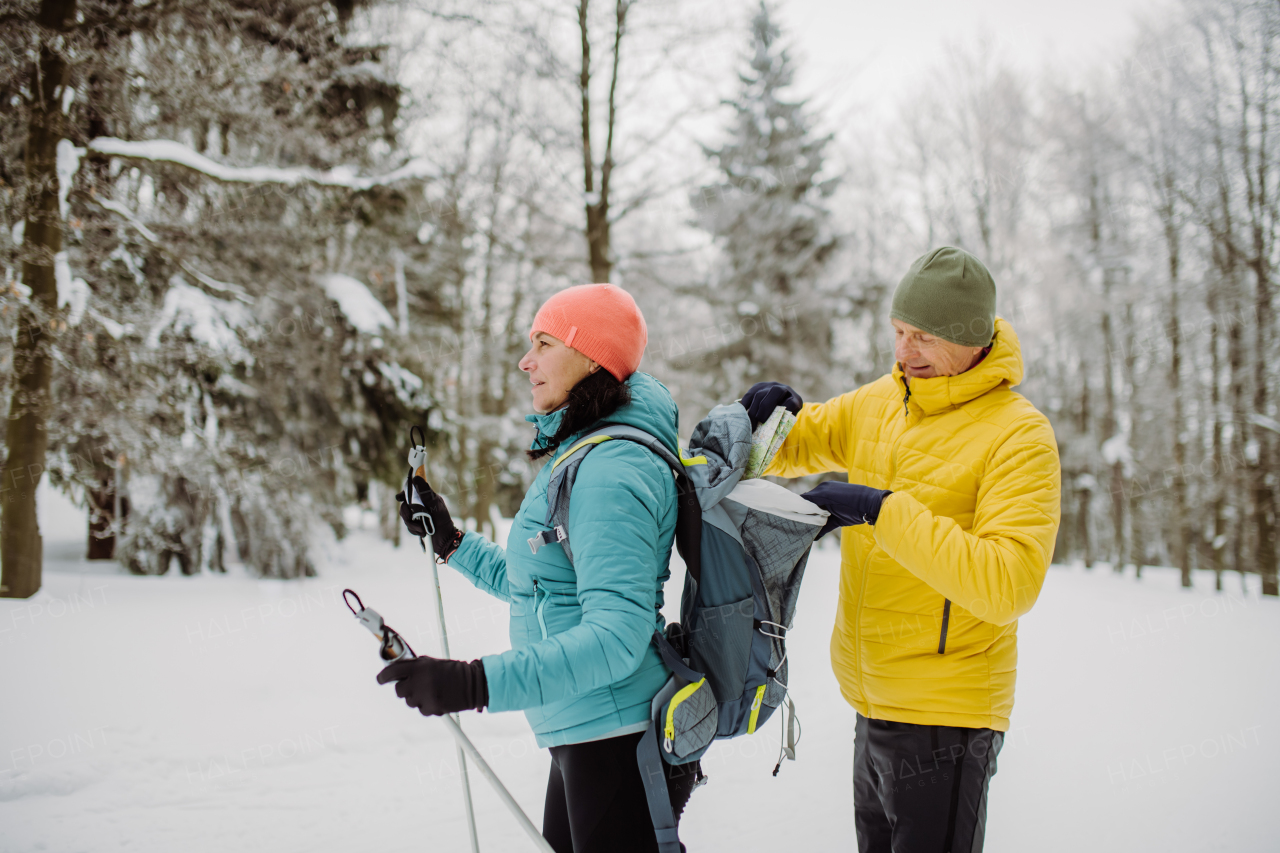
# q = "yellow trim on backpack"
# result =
<box><xmin>663</xmin><ymin>678</ymin><xmax>707</xmax><ymax>751</ymax></box>
<box><xmin>551</xmin><ymin>435</ymin><xmax>613</xmax><ymax>471</ymax></box>
<box><xmin>746</xmin><ymin>685</ymin><xmax>766</xmax><ymax>734</ymax></box>
<box><xmin>679</xmin><ymin>447</ymin><xmax>707</xmax><ymax>466</ymax></box>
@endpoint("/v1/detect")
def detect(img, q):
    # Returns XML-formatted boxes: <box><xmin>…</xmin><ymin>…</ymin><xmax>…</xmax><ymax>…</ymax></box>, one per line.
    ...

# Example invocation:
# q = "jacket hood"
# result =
<box><xmin>525</xmin><ymin>371</ymin><xmax>681</xmax><ymax>457</ymax></box>
<box><xmin>892</xmin><ymin>316</ymin><xmax>1024</xmax><ymax>415</ymax></box>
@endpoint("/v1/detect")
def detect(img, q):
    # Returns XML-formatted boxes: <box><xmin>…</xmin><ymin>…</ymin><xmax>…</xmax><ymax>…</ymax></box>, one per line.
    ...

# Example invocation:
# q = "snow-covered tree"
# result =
<box><xmin>683</xmin><ymin>1</ymin><xmax>840</xmax><ymax>408</ymax></box>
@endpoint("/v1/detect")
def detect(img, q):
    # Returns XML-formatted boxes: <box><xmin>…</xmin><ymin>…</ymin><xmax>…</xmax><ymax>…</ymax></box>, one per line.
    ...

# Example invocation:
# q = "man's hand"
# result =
<box><xmin>396</xmin><ymin>476</ymin><xmax>464</xmax><ymax>561</ymax></box>
<box><xmin>739</xmin><ymin>382</ymin><xmax>803</xmax><ymax>431</ymax></box>
<box><xmin>377</xmin><ymin>656</ymin><xmax>489</xmax><ymax>716</ymax></box>
<box><xmin>801</xmin><ymin>481</ymin><xmax>894</xmax><ymax>539</ymax></box>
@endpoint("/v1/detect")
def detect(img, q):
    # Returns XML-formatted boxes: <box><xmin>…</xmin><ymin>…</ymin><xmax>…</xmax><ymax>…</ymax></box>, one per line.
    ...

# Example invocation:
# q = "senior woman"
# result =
<box><xmin>381</xmin><ymin>284</ymin><xmax>699</xmax><ymax>853</ymax></box>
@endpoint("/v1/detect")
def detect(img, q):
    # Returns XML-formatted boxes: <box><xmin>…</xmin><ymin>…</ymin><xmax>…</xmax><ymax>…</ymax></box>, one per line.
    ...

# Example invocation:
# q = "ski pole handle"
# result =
<box><xmin>409</xmin><ymin>425</ymin><xmax>429</xmax><ymax>479</ymax></box>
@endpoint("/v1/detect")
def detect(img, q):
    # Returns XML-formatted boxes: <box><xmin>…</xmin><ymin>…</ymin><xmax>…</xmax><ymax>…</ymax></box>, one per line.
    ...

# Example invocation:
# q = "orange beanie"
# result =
<box><xmin>529</xmin><ymin>284</ymin><xmax>648</xmax><ymax>381</ymax></box>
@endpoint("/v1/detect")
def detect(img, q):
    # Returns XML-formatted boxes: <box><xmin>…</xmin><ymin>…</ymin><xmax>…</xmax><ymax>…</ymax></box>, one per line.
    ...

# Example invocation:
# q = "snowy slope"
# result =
<box><xmin>1</xmin><ymin>488</ymin><xmax>1276</xmax><ymax>853</ymax></box>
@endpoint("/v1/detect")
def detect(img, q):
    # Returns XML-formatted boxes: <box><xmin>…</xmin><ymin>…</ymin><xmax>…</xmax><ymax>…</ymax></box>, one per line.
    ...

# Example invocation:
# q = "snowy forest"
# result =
<box><xmin>1</xmin><ymin>0</ymin><xmax>1278</xmax><ymax>599</ymax></box>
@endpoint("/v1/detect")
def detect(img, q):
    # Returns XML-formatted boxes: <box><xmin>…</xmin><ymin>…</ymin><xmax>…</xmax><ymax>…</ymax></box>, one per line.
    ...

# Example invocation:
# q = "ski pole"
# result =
<box><xmin>406</xmin><ymin>428</ymin><xmax>481</xmax><ymax>853</ymax></box>
<box><xmin>440</xmin><ymin>714</ymin><xmax>556</xmax><ymax>853</ymax></box>
<box><xmin>429</xmin><ymin>555</ymin><xmax>481</xmax><ymax>853</ymax></box>
<box><xmin>345</xmin><ymin>589</ymin><xmax>554</xmax><ymax>853</ymax></box>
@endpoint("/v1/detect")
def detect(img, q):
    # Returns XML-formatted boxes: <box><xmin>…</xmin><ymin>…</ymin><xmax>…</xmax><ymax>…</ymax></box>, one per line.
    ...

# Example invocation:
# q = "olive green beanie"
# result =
<box><xmin>890</xmin><ymin>246</ymin><xmax>996</xmax><ymax>347</ymax></box>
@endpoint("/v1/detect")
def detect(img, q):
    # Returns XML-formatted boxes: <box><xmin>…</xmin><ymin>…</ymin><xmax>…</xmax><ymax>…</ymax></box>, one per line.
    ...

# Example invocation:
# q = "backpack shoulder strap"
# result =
<box><xmin>528</xmin><ymin>426</ymin><xmax>702</xmax><ymax>583</ymax></box>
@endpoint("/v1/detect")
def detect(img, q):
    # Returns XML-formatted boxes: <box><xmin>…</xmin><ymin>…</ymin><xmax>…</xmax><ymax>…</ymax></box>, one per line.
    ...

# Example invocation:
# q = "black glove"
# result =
<box><xmin>801</xmin><ymin>481</ymin><xmax>894</xmax><ymax>539</ymax></box>
<box><xmin>377</xmin><ymin>656</ymin><xmax>489</xmax><ymax>716</ymax></box>
<box><xmin>396</xmin><ymin>476</ymin><xmax>463</xmax><ymax>561</ymax></box>
<box><xmin>739</xmin><ymin>382</ymin><xmax>803</xmax><ymax>430</ymax></box>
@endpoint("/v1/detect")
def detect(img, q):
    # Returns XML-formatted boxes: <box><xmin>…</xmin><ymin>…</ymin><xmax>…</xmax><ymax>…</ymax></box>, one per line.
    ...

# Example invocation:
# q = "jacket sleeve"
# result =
<box><xmin>447</xmin><ymin>531</ymin><xmax>513</xmax><ymax>603</ymax></box>
<box><xmin>872</xmin><ymin>415</ymin><xmax>1061</xmax><ymax>626</ymax></box>
<box><xmin>764</xmin><ymin>387</ymin><xmax>864</xmax><ymax>478</ymax></box>
<box><xmin>481</xmin><ymin>442</ymin><xmax>675</xmax><ymax>712</ymax></box>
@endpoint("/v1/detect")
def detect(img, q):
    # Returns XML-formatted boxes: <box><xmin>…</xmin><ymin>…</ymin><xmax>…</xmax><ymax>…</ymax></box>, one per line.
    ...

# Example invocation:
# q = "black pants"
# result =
<box><xmin>853</xmin><ymin>714</ymin><xmax>1003</xmax><ymax>853</ymax></box>
<box><xmin>543</xmin><ymin>730</ymin><xmax>700</xmax><ymax>853</ymax></box>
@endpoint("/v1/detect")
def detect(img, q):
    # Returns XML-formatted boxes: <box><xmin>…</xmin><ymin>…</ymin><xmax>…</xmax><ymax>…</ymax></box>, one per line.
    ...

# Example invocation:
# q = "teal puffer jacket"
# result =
<box><xmin>448</xmin><ymin>372</ymin><xmax>679</xmax><ymax>747</ymax></box>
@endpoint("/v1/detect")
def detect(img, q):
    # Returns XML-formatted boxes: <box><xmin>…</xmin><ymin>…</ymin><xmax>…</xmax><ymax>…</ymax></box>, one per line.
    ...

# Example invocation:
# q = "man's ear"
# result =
<box><xmin>588</xmin><ymin>360</ymin><xmax>601</xmax><ymax>374</ymax></box>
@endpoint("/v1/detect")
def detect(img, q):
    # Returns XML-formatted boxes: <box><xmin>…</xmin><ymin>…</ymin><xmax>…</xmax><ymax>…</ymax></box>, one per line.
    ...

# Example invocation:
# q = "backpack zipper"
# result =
<box><xmin>663</xmin><ymin>678</ymin><xmax>708</xmax><ymax>753</ymax></box>
<box><xmin>746</xmin><ymin>684</ymin><xmax>767</xmax><ymax>734</ymax></box>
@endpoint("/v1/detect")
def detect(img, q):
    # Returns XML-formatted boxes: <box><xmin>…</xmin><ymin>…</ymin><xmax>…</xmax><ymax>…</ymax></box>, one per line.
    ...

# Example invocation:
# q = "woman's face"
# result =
<box><xmin>519</xmin><ymin>332</ymin><xmax>600</xmax><ymax>414</ymax></box>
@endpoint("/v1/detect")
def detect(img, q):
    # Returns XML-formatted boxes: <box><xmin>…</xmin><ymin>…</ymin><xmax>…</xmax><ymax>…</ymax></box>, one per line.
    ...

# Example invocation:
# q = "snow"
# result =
<box><xmin>53</xmin><ymin>252</ymin><xmax>89</xmax><ymax>325</ymax></box>
<box><xmin>88</xmin><ymin>309</ymin><xmax>132</xmax><ymax>340</ymax></box>
<box><xmin>87</xmin><ymin>137</ymin><xmax>436</xmax><ymax>191</ymax></box>
<box><xmin>97</xmin><ymin>198</ymin><xmax>159</xmax><ymax>243</ymax></box>
<box><xmin>55</xmin><ymin>139</ymin><xmax>84</xmax><ymax>220</ymax></box>
<box><xmin>147</xmin><ymin>275</ymin><xmax>253</xmax><ymax>362</ymax></box>
<box><xmin>1100</xmin><ymin>434</ymin><xmax>1134</xmax><ymax>473</ymax></box>
<box><xmin>319</xmin><ymin>273</ymin><xmax>395</xmax><ymax>335</ymax></box>
<box><xmin>376</xmin><ymin>361</ymin><xmax>431</xmax><ymax>408</ymax></box>
<box><xmin>2</xmin><ymin>486</ymin><xmax>1277</xmax><ymax>853</ymax></box>
<box><xmin>1248</xmin><ymin>413</ymin><xmax>1280</xmax><ymax>434</ymax></box>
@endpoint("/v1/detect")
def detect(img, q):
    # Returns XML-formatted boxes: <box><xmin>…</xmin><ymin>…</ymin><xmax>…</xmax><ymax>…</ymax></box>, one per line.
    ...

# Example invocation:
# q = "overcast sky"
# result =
<box><xmin>775</xmin><ymin>0</ymin><xmax>1161</xmax><ymax>123</ymax></box>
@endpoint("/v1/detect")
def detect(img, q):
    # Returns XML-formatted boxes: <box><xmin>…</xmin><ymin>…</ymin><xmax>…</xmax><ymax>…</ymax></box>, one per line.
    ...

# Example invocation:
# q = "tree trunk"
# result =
<box><xmin>1123</xmin><ymin>298</ymin><xmax>1142</xmax><ymax>575</ymax></box>
<box><xmin>378</xmin><ymin>482</ymin><xmax>401</xmax><ymax>548</ymax></box>
<box><xmin>1167</xmin><ymin>236</ymin><xmax>1191</xmax><ymax>588</ymax></box>
<box><xmin>1</xmin><ymin>0</ymin><xmax>78</xmax><ymax>599</ymax></box>
<box><xmin>87</xmin><ymin>477</ymin><xmax>119</xmax><ymax>560</ymax></box>
<box><xmin>577</xmin><ymin>0</ymin><xmax>628</xmax><ymax>283</ymax></box>
<box><xmin>1077</xmin><ymin>483</ymin><xmax>1094</xmax><ymax>569</ymax></box>
<box><xmin>1100</xmin><ymin>271</ymin><xmax>1126</xmax><ymax>571</ymax></box>
<box><xmin>1227</xmin><ymin>283</ymin><xmax>1247</xmax><ymax>581</ymax></box>
<box><xmin>1207</xmin><ymin>281</ymin><xmax>1226</xmax><ymax>590</ymax></box>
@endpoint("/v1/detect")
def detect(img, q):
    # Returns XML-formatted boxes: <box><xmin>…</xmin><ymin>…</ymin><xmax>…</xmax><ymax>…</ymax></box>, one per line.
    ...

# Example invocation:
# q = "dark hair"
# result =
<box><xmin>527</xmin><ymin>369</ymin><xmax>631</xmax><ymax>461</ymax></box>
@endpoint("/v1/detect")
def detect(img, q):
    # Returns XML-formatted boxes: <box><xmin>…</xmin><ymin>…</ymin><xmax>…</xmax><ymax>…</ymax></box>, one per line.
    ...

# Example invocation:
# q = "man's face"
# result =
<box><xmin>892</xmin><ymin>319</ymin><xmax>985</xmax><ymax>380</ymax></box>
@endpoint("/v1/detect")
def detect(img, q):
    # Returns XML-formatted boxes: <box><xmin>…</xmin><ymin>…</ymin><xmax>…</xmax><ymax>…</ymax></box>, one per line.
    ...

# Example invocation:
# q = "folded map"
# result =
<box><xmin>743</xmin><ymin>405</ymin><xmax>797</xmax><ymax>479</ymax></box>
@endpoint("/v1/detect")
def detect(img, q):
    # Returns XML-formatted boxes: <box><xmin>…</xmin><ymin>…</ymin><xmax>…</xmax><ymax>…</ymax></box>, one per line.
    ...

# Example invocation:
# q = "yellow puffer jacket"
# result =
<box><xmin>767</xmin><ymin>317</ymin><xmax>1060</xmax><ymax>731</ymax></box>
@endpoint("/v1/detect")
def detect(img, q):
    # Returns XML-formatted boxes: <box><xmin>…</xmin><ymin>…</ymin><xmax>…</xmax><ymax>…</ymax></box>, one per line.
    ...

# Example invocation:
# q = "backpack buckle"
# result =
<box><xmin>527</xmin><ymin>525</ymin><xmax>569</xmax><ymax>555</ymax></box>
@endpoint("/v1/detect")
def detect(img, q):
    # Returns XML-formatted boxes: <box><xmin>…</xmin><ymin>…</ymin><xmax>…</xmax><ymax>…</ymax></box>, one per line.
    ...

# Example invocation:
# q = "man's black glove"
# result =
<box><xmin>801</xmin><ymin>481</ymin><xmax>894</xmax><ymax>539</ymax></box>
<box><xmin>377</xmin><ymin>656</ymin><xmax>489</xmax><ymax>716</ymax></box>
<box><xmin>739</xmin><ymin>382</ymin><xmax>804</xmax><ymax>431</ymax></box>
<box><xmin>396</xmin><ymin>476</ymin><xmax>463</xmax><ymax>561</ymax></box>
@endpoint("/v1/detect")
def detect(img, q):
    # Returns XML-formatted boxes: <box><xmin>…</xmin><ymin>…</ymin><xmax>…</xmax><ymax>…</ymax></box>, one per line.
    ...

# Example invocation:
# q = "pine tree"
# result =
<box><xmin>687</xmin><ymin>1</ymin><xmax>839</xmax><ymax>407</ymax></box>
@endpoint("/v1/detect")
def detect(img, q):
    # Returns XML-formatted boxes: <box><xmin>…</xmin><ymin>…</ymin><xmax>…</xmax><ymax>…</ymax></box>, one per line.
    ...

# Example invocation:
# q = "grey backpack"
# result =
<box><xmin>528</xmin><ymin>402</ymin><xmax>827</xmax><ymax>853</ymax></box>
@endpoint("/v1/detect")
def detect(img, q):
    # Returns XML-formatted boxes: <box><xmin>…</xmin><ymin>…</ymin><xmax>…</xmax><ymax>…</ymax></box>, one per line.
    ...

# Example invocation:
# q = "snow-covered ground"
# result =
<box><xmin>2</xmin><ymin>486</ymin><xmax>1277</xmax><ymax>853</ymax></box>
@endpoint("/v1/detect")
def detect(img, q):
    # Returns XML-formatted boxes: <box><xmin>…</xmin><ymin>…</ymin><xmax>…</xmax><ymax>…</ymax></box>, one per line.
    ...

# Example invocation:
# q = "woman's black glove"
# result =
<box><xmin>377</xmin><ymin>656</ymin><xmax>489</xmax><ymax>716</ymax></box>
<box><xmin>739</xmin><ymin>382</ymin><xmax>803</xmax><ymax>430</ymax></box>
<box><xmin>801</xmin><ymin>481</ymin><xmax>894</xmax><ymax>539</ymax></box>
<box><xmin>396</xmin><ymin>476</ymin><xmax>464</xmax><ymax>561</ymax></box>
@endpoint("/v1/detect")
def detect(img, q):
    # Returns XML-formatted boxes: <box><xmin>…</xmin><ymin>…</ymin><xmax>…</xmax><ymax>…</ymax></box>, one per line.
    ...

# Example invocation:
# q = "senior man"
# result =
<box><xmin>741</xmin><ymin>246</ymin><xmax>1061</xmax><ymax>853</ymax></box>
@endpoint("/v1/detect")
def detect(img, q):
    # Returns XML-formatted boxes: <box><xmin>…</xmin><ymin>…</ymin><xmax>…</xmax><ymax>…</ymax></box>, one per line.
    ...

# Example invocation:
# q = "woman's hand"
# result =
<box><xmin>396</xmin><ymin>476</ymin><xmax>464</xmax><ymax>561</ymax></box>
<box><xmin>739</xmin><ymin>382</ymin><xmax>803</xmax><ymax>430</ymax></box>
<box><xmin>377</xmin><ymin>656</ymin><xmax>489</xmax><ymax>716</ymax></box>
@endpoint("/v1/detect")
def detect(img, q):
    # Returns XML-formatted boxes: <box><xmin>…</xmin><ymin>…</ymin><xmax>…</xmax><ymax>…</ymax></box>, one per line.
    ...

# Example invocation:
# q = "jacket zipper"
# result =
<box><xmin>937</xmin><ymin>599</ymin><xmax>952</xmax><ymax>654</ymax></box>
<box><xmin>532</xmin><ymin>578</ymin><xmax>549</xmax><ymax>640</ymax></box>
<box><xmin>856</xmin><ymin>379</ymin><xmax>915</xmax><ymax>700</ymax></box>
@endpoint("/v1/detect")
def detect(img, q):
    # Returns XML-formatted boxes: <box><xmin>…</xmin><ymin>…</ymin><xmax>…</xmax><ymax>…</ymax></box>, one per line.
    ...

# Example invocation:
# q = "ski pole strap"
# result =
<box><xmin>651</xmin><ymin>630</ymin><xmax>703</xmax><ymax>684</ymax></box>
<box><xmin>636</xmin><ymin>723</ymin><xmax>681</xmax><ymax>853</ymax></box>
